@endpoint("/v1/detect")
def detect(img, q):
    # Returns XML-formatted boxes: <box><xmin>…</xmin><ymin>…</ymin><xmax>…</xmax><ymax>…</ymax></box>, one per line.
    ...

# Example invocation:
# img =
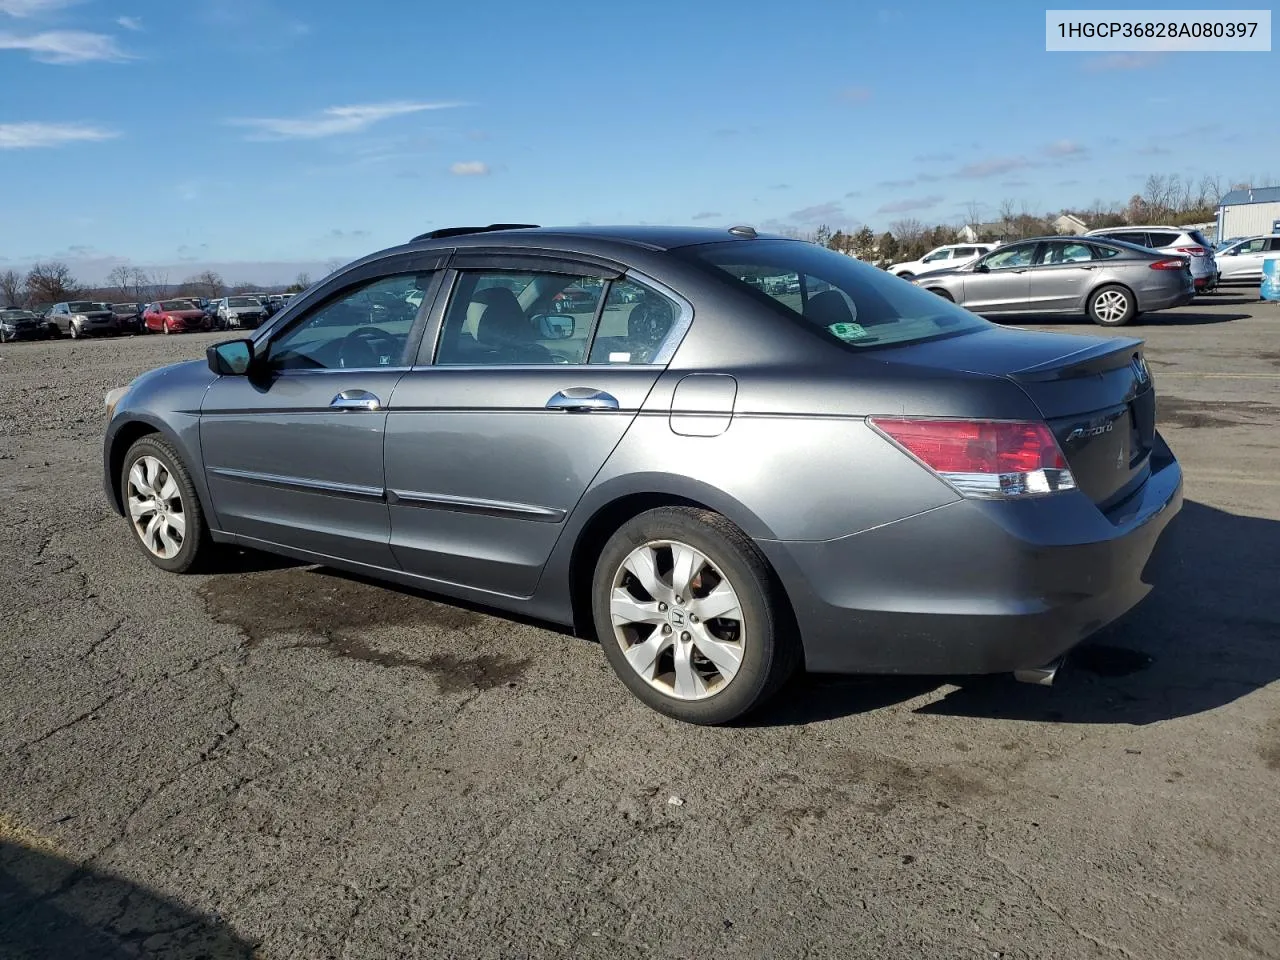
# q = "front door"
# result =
<box><xmin>960</xmin><ymin>241</ymin><xmax>1037</xmax><ymax>314</ymax></box>
<box><xmin>384</xmin><ymin>266</ymin><xmax>684</xmax><ymax>597</ymax></box>
<box><xmin>200</xmin><ymin>266</ymin><xmax>442</xmax><ymax>568</ymax></box>
<box><xmin>1025</xmin><ymin>240</ymin><xmax>1099</xmax><ymax>311</ymax></box>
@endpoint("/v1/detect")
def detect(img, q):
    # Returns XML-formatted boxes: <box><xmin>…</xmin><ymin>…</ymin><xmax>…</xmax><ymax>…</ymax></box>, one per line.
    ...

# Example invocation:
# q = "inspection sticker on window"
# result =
<box><xmin>828</xmin><ymin>322</ymin><xmax>869</xmax><ymax>342</ymax></box>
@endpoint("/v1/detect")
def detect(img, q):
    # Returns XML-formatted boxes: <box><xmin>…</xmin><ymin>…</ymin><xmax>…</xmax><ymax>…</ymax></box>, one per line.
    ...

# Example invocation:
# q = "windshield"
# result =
<box><xmin>226</xmin><ymin>297</ymin><xmax>260</xmax><ymax>307</ymax></box>
<box><xmin>1</xmin><ymin>310</ymin><xmax>34</xmax><ymax>319</ymax></box>
<box><xmin>68</xmin><ymin>301</ymin><xmax>103</xmax><ymax>312</ymax></box>
<box><xmin>678</xmin><ymin>239</ymin><xmax>988</xmax><ymax>349</ymax></box>
<box><xmin>160</xmin><ymin>300</ymin><xmax>197</xmax><ymax>311</ymax></box>
<box><xmin>111</xmin><ymin>303</ymin><xmax>136</xmax><ymax>312</ymax></box>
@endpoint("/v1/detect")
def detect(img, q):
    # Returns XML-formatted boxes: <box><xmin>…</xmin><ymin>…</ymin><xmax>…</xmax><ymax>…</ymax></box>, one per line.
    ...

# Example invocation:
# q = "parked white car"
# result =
<box><xmin>1215</xmin><ymin>235</ymin><xmax>1280</xmax><ymax>284</ymax></box>
<box><xmin>888</xmin><ymin>244</ymin><xmax>996</xmax><ymax>279</ymax></box>
<box><xmin>215</xmin><ymin>296</ymin><xmax>267</xmax><ymax>329</ymax></box>
<box><xmin>1084</xmin><ymin>226</ymin><xmax>1218</xmax><ymax>291</ymax></box>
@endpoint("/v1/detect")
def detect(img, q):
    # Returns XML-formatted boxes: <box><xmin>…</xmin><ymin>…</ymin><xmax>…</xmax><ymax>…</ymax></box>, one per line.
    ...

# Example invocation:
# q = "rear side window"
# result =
<box><xmin>953</xmin><ymin>247</ymin><xmax>976</xmax><ymax>256</ymax></box>
<box><xmin>1147</xmin><ymin>231</ymin><xmax>1179</xmax><ymax>247</ymax></box>
<box><xmin>1090</xmin><ymin>244</ymin><xmax>1122</xmax><ymax>259</ymax></box>
<box><xmin>1265</xmin><ymin>238</ymin><xmax>1280</xmax><ymax>252</ymax></box>
<box><xmin>679</xmin><ymin>240</ymin><xmax>987</xmax><ymax>350</ymax></box>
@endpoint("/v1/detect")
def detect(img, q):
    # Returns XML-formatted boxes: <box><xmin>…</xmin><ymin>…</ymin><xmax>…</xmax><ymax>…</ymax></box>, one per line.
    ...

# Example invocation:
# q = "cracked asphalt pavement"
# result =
<box><xmin>1</xmin><ymin>293</ymin><xmax>1278</xmax><ymax>959</ymax></box>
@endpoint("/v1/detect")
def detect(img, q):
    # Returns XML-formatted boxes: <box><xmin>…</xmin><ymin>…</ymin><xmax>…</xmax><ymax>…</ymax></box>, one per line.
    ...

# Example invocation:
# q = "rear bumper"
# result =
<box><xmin>757</xmin><ymin>439</ymin><xmax>1183</xmax><ymax>676</ymax></box>
<box><xmin>1140</xmin><ymin>285</ymin><xmax>1195</xmax><ymax>311</ymax></box>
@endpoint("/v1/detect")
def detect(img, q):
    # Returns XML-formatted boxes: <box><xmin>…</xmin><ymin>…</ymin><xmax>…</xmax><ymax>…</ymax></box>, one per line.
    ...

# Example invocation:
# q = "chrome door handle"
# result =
<box><xmin>330</xmin><ymin>389</ymin><xmax>381</xmax><ymax>411</ymax></box>
<box><xmin>545</xmin><ymin>388</ymin><xmax>619</xmax><ymax>412</ymax></box>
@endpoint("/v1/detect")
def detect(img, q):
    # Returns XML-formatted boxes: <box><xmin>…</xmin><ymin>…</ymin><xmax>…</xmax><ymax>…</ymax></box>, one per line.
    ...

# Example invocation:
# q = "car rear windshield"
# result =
<box><xmin>226</xmin><ymin>297</ymin><xmax>259</xmax><ymax>307</ymax></box>
<box><xmin>678</xmin><ymin>239</ymin><xmax>988</xmax><ymax>349</ymax></box>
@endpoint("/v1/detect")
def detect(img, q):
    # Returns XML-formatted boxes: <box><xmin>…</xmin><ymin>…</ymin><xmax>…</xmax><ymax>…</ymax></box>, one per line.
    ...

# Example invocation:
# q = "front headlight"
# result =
<box><xmin>105</xmin><ymin>385</ymin><xmax>128</xmax><ymax>419</ymax></box>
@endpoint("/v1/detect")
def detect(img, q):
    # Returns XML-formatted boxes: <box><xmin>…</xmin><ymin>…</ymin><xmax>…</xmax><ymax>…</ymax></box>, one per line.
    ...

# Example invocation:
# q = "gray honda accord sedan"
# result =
<box><xmin>911</xmin><ymin>235</ymin><xmax>1195</xmax><ymax>326</ymax></box>
<box><xmin>102</xmin><ymin>224</ymin><xmax>1183</xmax><ymax>724</ymax></box>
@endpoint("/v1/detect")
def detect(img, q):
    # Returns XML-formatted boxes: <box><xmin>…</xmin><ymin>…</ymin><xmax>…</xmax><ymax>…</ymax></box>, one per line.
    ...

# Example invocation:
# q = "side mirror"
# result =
<box><xmin>973</xmin><ymin>262</ymin><xmax>990</xmax><ymax>273</ymax></box>
<box><xmin>533</xmin><ymin>313</ymin><xmax>575</xmax><ymax>339</ymax></box>
<box><xmin>207</xmin><ymin>338</ymin><xmax>254</xmax><ymax>375</ymax></box>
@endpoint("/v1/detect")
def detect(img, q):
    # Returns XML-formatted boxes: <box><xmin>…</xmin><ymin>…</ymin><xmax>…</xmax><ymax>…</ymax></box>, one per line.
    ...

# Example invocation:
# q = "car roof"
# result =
<box><xmin>1086</xmin><ymin>225</ymin><xmax>1194</xmax><ymax>233</ymax></box>
<box><xmin>408</xmin><ymin>223</ymin><xmax>792</xmax><ymax>253</ymax></box>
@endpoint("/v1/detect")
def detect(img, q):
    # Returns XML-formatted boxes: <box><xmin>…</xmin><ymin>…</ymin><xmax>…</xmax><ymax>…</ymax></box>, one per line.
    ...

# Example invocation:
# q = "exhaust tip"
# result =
<box><xmin>1013</xmin><ymin>658</ymin><xmax>1063</xmax><ymax>686</ymax></box>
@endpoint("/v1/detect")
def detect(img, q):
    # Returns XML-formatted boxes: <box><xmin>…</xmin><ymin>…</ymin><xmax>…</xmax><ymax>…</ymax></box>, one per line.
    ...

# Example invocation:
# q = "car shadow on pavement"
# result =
<box><xmin>0</xmin><ymin>839</ymin><xmax>255</xmax><ymax>959</ymax></box>
<box><xmin>754</xmin><ymin>500</ymin><xmax>1280</xmax><ymax>727</ymax></box>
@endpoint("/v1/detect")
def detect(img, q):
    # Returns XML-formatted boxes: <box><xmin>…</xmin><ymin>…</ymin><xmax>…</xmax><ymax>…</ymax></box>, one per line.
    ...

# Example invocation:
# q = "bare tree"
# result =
<box><xmin>962</xmin><ymin>200</ymin><xmax>985</xmax><ymax>233</ymax></box>
<box><xmin>106</xmin><ymin>265</ymin><xmax>135</xmax><ymax>301</ymax></box>
<box><xmin>184</xmin><ymin>270</ymin><xmax>224</xmax><ymax>299</ymax></box>
<box><xmin>147</xmin><ymin>270</ymin><xmax>170</xmax><ymax>301</ymax></box>
<box><xmin>24</xmin><ymin>261</ymin><xmax>79</xmax><ymax>305</ymax></box>
<box><xmin>0</xmin><ymin>268</ymin><xmax>23</xmax><ymax>307</ymax></box>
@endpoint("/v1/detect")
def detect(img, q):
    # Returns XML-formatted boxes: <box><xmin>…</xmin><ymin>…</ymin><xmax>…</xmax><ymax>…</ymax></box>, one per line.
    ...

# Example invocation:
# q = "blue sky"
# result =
<box><xmin>0</xmin><ymin>0</ymin><xmax>1276</xmax><ymax>284</ymax></box>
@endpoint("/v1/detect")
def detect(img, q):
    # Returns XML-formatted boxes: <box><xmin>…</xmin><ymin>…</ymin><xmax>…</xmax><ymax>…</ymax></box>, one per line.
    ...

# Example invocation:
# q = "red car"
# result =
<box><xmin>144</xmin><ymin>300</ymin><xmax>210</xmax><ymax>335</ymax></box>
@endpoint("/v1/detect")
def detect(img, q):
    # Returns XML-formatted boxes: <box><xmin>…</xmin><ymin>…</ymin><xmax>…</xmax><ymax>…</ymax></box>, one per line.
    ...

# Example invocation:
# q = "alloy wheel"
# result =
<box><xmin>1094</xmin><ymin>290</ymin><xmax>1129</xmax><ymax>323</ymax></box>
<box><xmin>609</xmin><ymin>539</ymin><xmax>746</xmax><ymax>701</ymax></box>
<box><xmin>126</xmin><ymin>455</ymin><xmax>186</xmax><ymax>559</ymax></box>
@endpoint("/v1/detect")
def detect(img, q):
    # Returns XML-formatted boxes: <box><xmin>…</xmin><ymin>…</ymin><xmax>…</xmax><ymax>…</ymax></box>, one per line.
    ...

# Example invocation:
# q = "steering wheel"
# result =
<box><xmin>339</xmin><ymin>326</ymin><xmax>393</xmax><ymax>369</ymax></box>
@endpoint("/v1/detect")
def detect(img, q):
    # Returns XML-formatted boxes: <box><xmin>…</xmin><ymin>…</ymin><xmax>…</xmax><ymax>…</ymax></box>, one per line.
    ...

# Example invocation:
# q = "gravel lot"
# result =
<box><xmin>2</xmin><ymin>293</ymin><xmax>1278</xmax><ymax>960</ymax></box>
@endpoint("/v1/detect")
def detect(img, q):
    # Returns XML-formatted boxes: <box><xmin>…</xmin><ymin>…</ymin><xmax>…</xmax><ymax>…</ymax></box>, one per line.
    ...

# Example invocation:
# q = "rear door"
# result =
<box><xmin>1025</xmin><ymin>240</ymin><xmax>1099</xmax><ymax>311</ymax></box>
<box><xmin>383</xmin><ymin>256</ymin><xmax>689</xmax><ymax>597</ymax></box>
<box><xmin>960</xmin><ymin>241</ymin><xmax>1037</xmax><ymax>313</ymax></box>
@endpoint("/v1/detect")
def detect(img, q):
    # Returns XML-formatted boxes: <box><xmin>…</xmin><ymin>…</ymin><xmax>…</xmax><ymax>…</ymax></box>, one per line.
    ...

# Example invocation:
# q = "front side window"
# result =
<box><xmin>1240</xmin><ymin>238</ymin><xmax>1266</xmax><ymax>254</ymax></box>
<box><xmin>679</xmin><ymin>239</ymin><xmax>987</xmax><ymax>351</ymax></box>
<box><xmin>979</xmin><ymin>243</ymin><xmax>1036</xmax><ymax>270</ymax></box>
<box><xmin>921</xmin><ymin>248</ymin><xmax>951</xmax><ymax>263</ymax></box>
<box><xmin>267</xmin><ymin>271</ymin><xmax>434</xmax><ymax>371</ymax></box>
<box><xmin>435</xmin><ymin>270</ymin><xmax>598</xmax><ymax>366</ymax></box>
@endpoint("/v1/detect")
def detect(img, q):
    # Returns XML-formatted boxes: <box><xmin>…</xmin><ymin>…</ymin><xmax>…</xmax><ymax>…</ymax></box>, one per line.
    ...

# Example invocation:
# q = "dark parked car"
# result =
<box><xmin>102</xmin><ymin>224</ymin><xmax>1183</xmax><ymax>724</ymax></box>
<box><xmin>111</xmin><ymin>302</ymin><xmax>145</xmax><ymax>334</ymax></box>
<box><xmin>48</xmin><ymin>301</ymin><xmax>119</xmax><ymax>338</ymax></box>
<box><xmin>0</xmin><ymin>308</ymin><xmax>44</xmax><ymax>342</ymax></box>
<box><xmin>911</xmin><ymin>236</ymin><xmax>1195</xmax><ymax>326</ymax></box>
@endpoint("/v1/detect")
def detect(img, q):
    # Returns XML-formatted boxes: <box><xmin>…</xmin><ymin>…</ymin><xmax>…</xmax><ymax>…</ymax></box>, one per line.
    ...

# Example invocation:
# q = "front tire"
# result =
<box><xmin>69</xmin><ymin>323</ymin><xmax>80</xmax><ymax>340</ymax></box>
<box><xmin>591</xmin><ymin>507</ymin><xmax>798</xmax><ymax>725</ymax></box>
<box><xmin>1087</xmin><ymin>284</ymin><xmax>1136</xmax><ymax>327</ymax></box>
<box><xmin>896</xmin><ymin>271</ymin><xmax>914</xmax><ymax>281</ymax></box>
<box><xmin>121</xmin><ymin>435</ymin><xmax>214</xmax><ymax>574</ymax></box>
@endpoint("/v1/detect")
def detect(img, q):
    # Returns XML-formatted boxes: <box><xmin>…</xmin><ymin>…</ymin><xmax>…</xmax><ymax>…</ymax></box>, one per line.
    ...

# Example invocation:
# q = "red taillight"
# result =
<box><xmin>869</xmin><ymin>418</ymin><xmax>1075</xmax><ymax>499</ymax></box>
<box><xmin>1149</xmin><ymin>258</ymin><xmax>1187</xmax><ymax>271</ymax></box>
<box><xmin>1175</xmin><ymin>246</ymin><xmax>1207</xmax><ymax>256</ymax></box>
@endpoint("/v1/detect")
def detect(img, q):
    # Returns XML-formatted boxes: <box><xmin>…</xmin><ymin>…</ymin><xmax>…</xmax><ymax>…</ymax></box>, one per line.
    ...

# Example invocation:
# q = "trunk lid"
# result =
<box><xmin>874</xmin><ymin>326</ymin><xmax>1155</xmax><ymax>508</ymax></box>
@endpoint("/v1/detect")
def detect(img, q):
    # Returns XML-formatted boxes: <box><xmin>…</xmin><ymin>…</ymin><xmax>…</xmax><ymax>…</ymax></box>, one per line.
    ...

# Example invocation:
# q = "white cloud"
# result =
<box><xmin>1043</xmin><ymin>139</ymin><xmax>1086</xmax><ymax>158</ymax></box>
<box><xmin>449</xmin><ymin>160</ymin><xmax>489</xmax><ymax>176</ymax></box>
<box><xmin>229</xmin><ymin>101</ymin><xmax>461</xmax><ymax>140</ymax></box>
<box><xmin>116</xmin><ymin>15</ymin><xmax>142</xmax><ymax>30</ymax></box>
<box><xmin>0</xmin><ymin>29</ymin><xmax>131</xmax><ymax>63</ymax></box>
<box><xmin>0</xmin><ymin>0</ymin><xmax>80</xmax><ymax>16</ymax></box>
<box><xmin>0</xmin><ymin>121</ymin><xmax>119</xmax><ymax>148</ymax></box>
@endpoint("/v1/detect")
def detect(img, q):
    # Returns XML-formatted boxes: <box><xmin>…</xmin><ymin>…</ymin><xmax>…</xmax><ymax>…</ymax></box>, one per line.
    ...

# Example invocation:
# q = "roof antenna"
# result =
<box><xmin>728</xmin><ymin>225</ymin><xmax>758</xmax><ymax>239</ymax></box>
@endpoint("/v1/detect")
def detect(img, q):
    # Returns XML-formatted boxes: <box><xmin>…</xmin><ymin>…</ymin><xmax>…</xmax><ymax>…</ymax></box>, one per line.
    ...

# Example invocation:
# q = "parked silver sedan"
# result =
<box><xmin>910</xmin><ymin>236</ymin><xmax>1195</xmax><ymax>326</ymax></box>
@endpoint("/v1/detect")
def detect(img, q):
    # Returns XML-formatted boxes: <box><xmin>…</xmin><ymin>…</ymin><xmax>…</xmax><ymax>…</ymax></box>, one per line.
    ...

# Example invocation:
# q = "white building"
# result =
<box><xmin>1052</xmin><ymin>214</ymin><xmax>1089</xmax><ymax>235</ymax></box>
<box><xmin>1216</xmin><ymin>186</ymin><xmax>1280</xmax><ymax>242</ymax></box>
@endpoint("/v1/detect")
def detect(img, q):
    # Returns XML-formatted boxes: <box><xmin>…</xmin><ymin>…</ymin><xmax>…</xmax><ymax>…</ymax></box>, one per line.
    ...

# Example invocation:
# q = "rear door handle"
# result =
<box><xmin>546</xmin><ymin>388</ymin><xmax>619</xmax><ymax>412</ymax></box>
<box><xmin>330</xmin><ymin>389</ymin><xmax>381</xmax><ymax>411</ymax></box>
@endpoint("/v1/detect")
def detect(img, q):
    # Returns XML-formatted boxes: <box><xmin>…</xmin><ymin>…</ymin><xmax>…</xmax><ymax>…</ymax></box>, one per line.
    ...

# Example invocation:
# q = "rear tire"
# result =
<box><xmin>591</xmin><ymin>506</ymin><xmax>798</xmax><ymax>725</ymax></box>
<box><xmin>120</xmin><ymin>435</ymin><xmax>214</xmax><ymax>574</ymax></box>
<box><xmin>1087</xmin><ymin>284</ymin><xmax>1136</xmax><ymax>327</ymax></box>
